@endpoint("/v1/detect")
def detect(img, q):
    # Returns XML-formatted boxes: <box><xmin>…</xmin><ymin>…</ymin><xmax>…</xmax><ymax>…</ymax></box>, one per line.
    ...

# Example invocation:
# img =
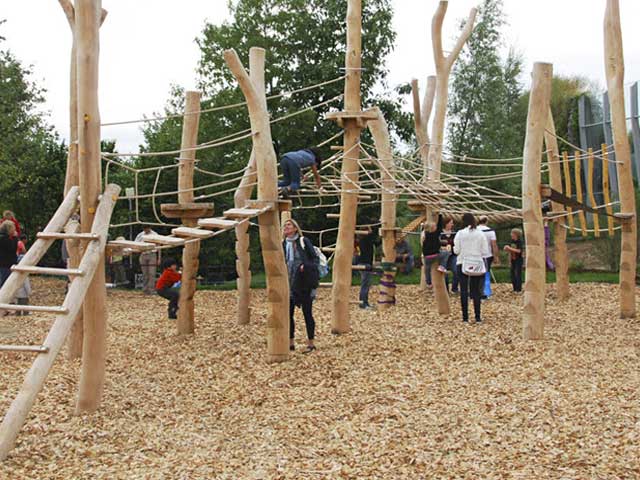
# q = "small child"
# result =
<box><xmin>504</xmin><ymin>228</ymin><xmax>523</xmax><ymax>292</ymax></box>
<box><xmin>155</xmin><ymin>258</ymin><xmax>181</xmax><ymax>319</ymax></box>
<box><xmin>421</xmin><ymin>215</ymin><xmax>448</xmax><ymax>277</ymax></box>
<box><xmin>14</xmin><ymin>253</ymin><xmax>31</xmax><ymax>315</ymax></box>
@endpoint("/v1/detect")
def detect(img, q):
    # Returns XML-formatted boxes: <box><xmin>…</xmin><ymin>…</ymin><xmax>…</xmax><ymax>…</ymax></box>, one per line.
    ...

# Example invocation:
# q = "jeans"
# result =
<box><xmin>511</xmin><ymin>258</ymin><xmax>523</xmax><ymax>292</ymax></box>
<box><xmin>424</xmin><ymin>251</ymin><xmax>449</xmax><ymax>285</ymax></box>
<box><xmin>157</xmin><ymin>287</ymin><xmax>180</xmax><ymax>317</ymax></box>
<box><xmin>290</xmin><ymin>292</ymin><xmax>315</xmax><ymax>340</ymax></box>
<box><xmin>446</xmin><ymin>254</ymin><xmax>459</xmax><ymax>292</ymax></box>
<box><xmin>0</xmin><ymin>267</ymin><xmax>11</xmax><ymax>288</ymax></box>
<box><xmin>278</xmin><ymin>156</ymin><xmax>302</xmax><ymax>191</ymax></box>
<box><xmin>457</xmin><ymin>265</ymin><xmax>483</xmax><ymax>321</ymax></box>
<box><xmin>359</xmin><ymin>267</ymin><xmax>372</xmax><ymax>305</ymax></box>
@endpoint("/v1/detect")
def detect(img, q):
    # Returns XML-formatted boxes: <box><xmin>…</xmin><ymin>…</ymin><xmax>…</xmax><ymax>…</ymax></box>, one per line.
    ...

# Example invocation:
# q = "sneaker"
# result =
<box><xmin>359</xmin><ymin>303</ymin><xmax>367</xmax><ymax>309</ymax></box>
<box><xmin>475</xmin><ymin>318</ymin><xmax>482</xmax><ymax>324</ymax></box>
<box><xmin>437</xmin><ymin>265</ymin><xmax>447</xmax><ymax>273</ymax></box>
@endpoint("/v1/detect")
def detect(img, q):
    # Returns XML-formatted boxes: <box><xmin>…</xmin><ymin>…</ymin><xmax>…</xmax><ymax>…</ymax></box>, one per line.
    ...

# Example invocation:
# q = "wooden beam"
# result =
<box><xmin>177</xmin><ymin>91</ymin><xmax>202</xmax><ymax>336</ymax></box>
<box><xmin>224</xmin><ymin>47</ymin><xmax>290</xmax><ymax>363</ymax></box>
<box><xmin>602</xmin><ymin>144</ymin><xmax>615</xmax><ymax>236</ymax></box>
<box><xmin>604</xmin><ymin>0</ymin><xmax>637</xmax><ymax>318</ymax></box>
<box><xmin>544</xmin><ymin>109</ymin><xmax>570</xmax><ymax>300</ymax></box>
<box><xmin>587</xmin><ymin>148</ymin><xmax>600</xmax><ymax>238</ymax></box>
<box><xmin>574</xmin><ymin>151</ymin><xmax>588</xmax><ymax>236</ymax></box>
<box><xmin>562</xmin><ymin>152</ymin><xmax>575</xmax><ymax>234</ymax></box>
<box><xmin>522</xmin><ymin>62</ymin><xmax>553</xmax><ymax>341</ymax></box>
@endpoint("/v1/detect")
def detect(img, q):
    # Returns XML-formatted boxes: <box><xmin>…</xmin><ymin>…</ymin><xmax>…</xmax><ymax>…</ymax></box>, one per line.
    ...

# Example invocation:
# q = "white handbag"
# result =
<box><xmin>461</xmin><ymin>256</ymin><xmax>486</xmax><ymax>276</ymax></box>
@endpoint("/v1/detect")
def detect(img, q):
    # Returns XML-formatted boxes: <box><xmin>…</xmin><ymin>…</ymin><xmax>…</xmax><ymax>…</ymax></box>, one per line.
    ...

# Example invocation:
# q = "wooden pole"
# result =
<box><xmin>75</xmin><ymin>0</ymin><xmax>107</xmax><ymax>414</ymax></box>
<box><xmin>411</xmin><ymin>76</ymin><xmax>436</xmax><ymax>291</ymax></box>
<box><xmin>330</xmin><ymin>0</ymin><xmax>363</xmax><ymax>334</ymax></box>
<box><xmin>224</xmin><ymin>48</ymin><xmax>289</xmax><ymax>362</ymax></box>
<box><xmin>522</xmin><ymin>62</ymin><xmax>553</xmax><ymax>341</ymax></box>
<box><xmin>176</xmin><ymin>91</ymin><xmax>202</xmax><ymax>335</ymax></box>
<box><xmin>367</xmin><ymin>107</ymin><xmax>396</xmax><ymax>310</ymax></box>
<box><xmin>602</xmin><ymin>144</ymin><xmax>615</xmax><ymax>236</ymax></box>
<box><xmin>427</xmin><ymin>1</ymin><xmax>477</xmax><ymax>179</ymax></box>
<box><xmin>544</xmin><ymin>109</ymin><xmax>570</xmax><ymax>300</ymax></box>
<box><xmin>604</xmin><ymin>0</ymin><xmax>637</xmax><ymax>318</ymax></box>
<box><xmin>574</xmin><ymin>151</ymin><xmax>588</xmax><ymax>237</ymax></box>
<box><xmin>426</xmin><ymin>1</ymin><xmax>476</xmax><ymax>316</ymax></box>
<box><xmin>0</xmin><ymin>184</ymin><xmax>120</xmax><ymax>461</ymax></box>
<box><xmin>587</xmin><ymin>148</ymin><xmax>601</xmax><ymax>238</ymax></box>
<box><xmin>58</xmin><ymin>0</ymin><xmax>106</xmax><ymax>360</ymax></box>
<box><xmin>234</xmin><ymin>49</ymin><xmax>264</xmax><ymax>325</ymax></box>
<box><xmin>562</xmin><ymin>152</ymin><xmax>575</xmax><ymax>234</ymax></box>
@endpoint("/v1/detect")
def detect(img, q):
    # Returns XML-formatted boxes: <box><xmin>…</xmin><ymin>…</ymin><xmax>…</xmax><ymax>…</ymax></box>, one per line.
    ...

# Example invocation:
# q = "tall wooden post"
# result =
<box><xmin>522</xmin><ymin>62</ymin><xmax>553</xmax><ymax>340</ymax></box>
<box><xmin>224</xmin><ymin>48</ymin><xmax>289</xmax><ymax>362</ymax></box>
<box><xmin>329</xmin><ymin>0</ymin><xmax>363</xmax><ymax>334</ymax></box>
<box><xmin>58</xmin><ymin>0</ymin><xmax>105</xmax><ymax>359</ymax></box>
<box><xmin>426</xmin><ymin>1</ymin><xmax>477</xmax><ymax>316</ymax></box>
<box><xmin>367</xmin><ymin>108</ymin><xmax>396</xmax><ymax>310</ymax></box>
<box><xmin>234</xmin><ymin>49</ymin><xmax>264</xmax><ymax>325</ymax></box>
<box><xmin>411</xmin><ymin>76</ymin><xmax>436</xmax><ymax>291</ymax></box>
<box><xmin>176</xmin><ymin>91</ymin><xmax>202</xmax><ymax>335</ymax></box>
<box><xmin>544</xmin><ymin>109</ymin><xmax>570</xmax><ymax>300</ymax></box>
<box><xmin>604</xmin><ymin>0</ymin><xmax>637</xmax><ymax>318</ymax></box>
<box><xmin>75</xmin><ymin>0</ymin><xmax>107</xmax><ymax>413</ymax></box>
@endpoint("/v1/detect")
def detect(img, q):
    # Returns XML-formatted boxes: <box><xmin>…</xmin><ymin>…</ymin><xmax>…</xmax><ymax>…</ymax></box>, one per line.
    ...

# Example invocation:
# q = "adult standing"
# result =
<box><xmin>356</xmin><ymin>225</ymin><xmax>378</xmax><ymax>309</ymax></box>
<box><xmin>454</xmin><ymin>213</ymin><xmax>490</xmax><ymax>323</ymax></box>
<box><xmin>135</xmin><ymin>225</ymin><xmax>159</xmax><ymax>295</ymax></box>
<box><xmin>478</xmin><ymin>216</ymin><xmax>499</xmax><ymax>299</ymax></box>
<box><xmin>0</xmin><ymin>220</ymin><xmax>18</xmax><ymax>287</ymax></box>
<box><xmin>283</xmin><ymin>219</ymin><xmax>319</xmax><ymax>354</ymax></box>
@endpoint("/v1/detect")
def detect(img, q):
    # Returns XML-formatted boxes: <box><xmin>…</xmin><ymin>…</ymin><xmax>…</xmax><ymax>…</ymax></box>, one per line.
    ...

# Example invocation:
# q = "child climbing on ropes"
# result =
<box><xmin>155</xmin><ymin>257</ymin><xmax>181</xmax><ymax>319</ymax></box>
<box><xmin>504</xmin><ymin>228</ymin><xmax>523</xmax><ymax>293</ymax></box>
<box><xmin>278</xmin><ymin>148</ymin><xmax>322</xmax><ymax>197</ymax></box>
<box><xmin>421</xmin><ymin>214</ymin><xmax>449</xmax><ymax>281</ymax></box>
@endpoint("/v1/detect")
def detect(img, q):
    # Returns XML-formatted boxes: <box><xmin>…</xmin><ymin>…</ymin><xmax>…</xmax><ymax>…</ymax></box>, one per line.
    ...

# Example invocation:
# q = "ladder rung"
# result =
<box><xmin>141</xmin><ymin>234</ymin><xmax>185</xmax><ymax>246</ymax></box>
<box><xmin>11</xmin><ymin>265</ymin><xmax>84</xmax><ymax>277</ymax></box>
<box><xmin>171</xmin><ymin>227</ymin><xmax>215</xmax><ymax>239</ymax></box>
<box><xmin>326</xmin><ymin>213</ymin><xmax>340</xmax><ymax>219</ymax></box>
<box><xmin>0</xmin><ymin>345</ymin><xmax>49</xmax><ymax>354</ymax></box>
<box><xmin>321</xmin><ymin>247</ymin><xmax>336</xmax><ymax>253</ymax></box>
<box><xmin>107</xmin><ymin>240</ymin><xmax>155</xmax><ymax>251</ymax></box>
<box><xmin>37</xmin><ymin>232</ymin><xmax>100</xmax><ymax>241</ymax></box>
<box><xmin>0</xmin><ymin>303</ymin><xmax>67</xmax><ymax>314</ymax></box>
<box><xmin>223</xmin><ymin>207</ymin><xmax>267</xmax><ymax>219</ymax></box>
<box><xmin>198</xmin><ymin>217</ymin><xmax>239</xmax><ymax>230</ymax></box>
<box><xmin>318</xmin><ymin>282</ymin><xmax>332</xmax><ymax>288</ymax></box>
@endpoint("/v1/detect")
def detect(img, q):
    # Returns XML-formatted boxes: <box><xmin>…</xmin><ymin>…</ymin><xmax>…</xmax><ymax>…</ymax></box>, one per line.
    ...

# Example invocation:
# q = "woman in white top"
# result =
<box><xmin>453</xmin><ymin>213</ymin><xmax>490</xmax><ymax>323</ymax></box>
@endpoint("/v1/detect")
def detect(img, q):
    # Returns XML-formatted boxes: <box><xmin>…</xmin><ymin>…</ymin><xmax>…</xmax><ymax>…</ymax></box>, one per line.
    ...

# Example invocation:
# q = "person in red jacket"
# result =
<box><xmin>3</xmin><ymin>211</ymin><xmax>20</xmax><ymax>237</ymax></box>
<box><xmin>155</xmin><ymin>257</ymin><xmax>181</xmax><ymax>319</ymax></box>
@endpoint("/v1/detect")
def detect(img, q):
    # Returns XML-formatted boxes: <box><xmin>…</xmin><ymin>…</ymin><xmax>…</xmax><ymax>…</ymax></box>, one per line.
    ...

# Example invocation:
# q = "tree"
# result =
<box><xmin>138</xmin><ymin>0</ymin><xmax>404</xmax><ymax>272</ymax></box>
<box><xmin>0</xmin><ymin>33</ymin><xmax>67</xmax><ymax>245</ymax></box>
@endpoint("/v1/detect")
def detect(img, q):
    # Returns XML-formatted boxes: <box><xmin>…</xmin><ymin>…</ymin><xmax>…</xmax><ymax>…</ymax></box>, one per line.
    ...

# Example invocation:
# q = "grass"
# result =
<box><xmin>198</xmin><ymin>267</ymin><xmax>620</xmax><ymax>291</ymax></box>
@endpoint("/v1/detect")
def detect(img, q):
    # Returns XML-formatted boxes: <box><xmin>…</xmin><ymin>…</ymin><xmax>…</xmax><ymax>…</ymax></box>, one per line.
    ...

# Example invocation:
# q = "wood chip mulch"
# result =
<box><xmin>1</xmin><ymin>278</ymin><xmax>639</xmax><ymax>479</ymax></box>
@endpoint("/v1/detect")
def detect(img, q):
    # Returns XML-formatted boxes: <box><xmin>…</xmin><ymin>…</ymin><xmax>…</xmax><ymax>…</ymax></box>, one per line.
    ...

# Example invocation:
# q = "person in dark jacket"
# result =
<box><xmin>283</xmin><ymin>218</ymin><xmax>319</xmax><ymax>354</ymax></box>
<box><xmin>421</xmin><ymin>214</ymin><xmax>449</xmax><ymax>285</ymax></box>
<box><xmin>0</xmin><ymin>220</ymin><xmax>18</xmax><ymax>287</ymax></box>
<box><xmin>356</xmin><ymin>225</ymin><xmax>378</xmax><ymax>309</ymax></box>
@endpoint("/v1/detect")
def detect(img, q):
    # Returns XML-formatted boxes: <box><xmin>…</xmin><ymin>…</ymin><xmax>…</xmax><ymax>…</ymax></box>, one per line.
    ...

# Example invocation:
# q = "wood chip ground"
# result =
<box><xmin>1</xmin><ymin>278</ymin><xmax>639</xmax><ymax>479</ymax></box>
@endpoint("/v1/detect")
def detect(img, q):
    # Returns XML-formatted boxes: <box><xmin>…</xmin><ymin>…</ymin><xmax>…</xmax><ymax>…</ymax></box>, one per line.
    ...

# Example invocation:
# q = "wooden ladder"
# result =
<box><xmin>0</xmin><ymin>184</ymin><xmax>120</xmax><ymax>461</ymax></box>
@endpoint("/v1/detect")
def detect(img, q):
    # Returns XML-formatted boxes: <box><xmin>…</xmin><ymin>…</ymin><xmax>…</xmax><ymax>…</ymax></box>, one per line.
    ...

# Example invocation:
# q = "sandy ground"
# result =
<box><xmin>1</xmin><ymin>278</ymin><xmax>639</xmax><ymax>479</ymax></box>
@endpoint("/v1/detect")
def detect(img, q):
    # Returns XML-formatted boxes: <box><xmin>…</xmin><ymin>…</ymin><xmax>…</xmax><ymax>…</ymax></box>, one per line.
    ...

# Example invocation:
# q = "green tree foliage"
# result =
<box><xmin>137</xmin><ymin>0</ymin><xmax>407</xmax><ymax>272</ymax></box>
<box><xmin>0</xmin><ymin>33</ymin><xmax>67</xmax><ymax>241</ymax></box>
<box><xmin>444</xmin><ymin>0</ymin><xmax>525</xmax><ymax>202</ymax></box>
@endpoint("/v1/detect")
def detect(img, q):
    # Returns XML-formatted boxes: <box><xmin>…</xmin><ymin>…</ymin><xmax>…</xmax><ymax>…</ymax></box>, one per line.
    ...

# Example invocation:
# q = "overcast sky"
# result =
<box><xmin>3</xmin><ymin>1</ymin><xmax>640</xmax><ymax>152</ymax></box>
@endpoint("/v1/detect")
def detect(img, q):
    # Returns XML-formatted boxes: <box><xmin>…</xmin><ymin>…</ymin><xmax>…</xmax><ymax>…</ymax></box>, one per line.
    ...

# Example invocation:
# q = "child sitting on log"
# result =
<box><xmin>421</xmin><ymin>214</ymin><xmax>449</xmax><ymax>281</ymax></box>
<box><xmin>155</xmin><ymin>257</ymin><xmax>181</xmax><ymax>319</ymax></box>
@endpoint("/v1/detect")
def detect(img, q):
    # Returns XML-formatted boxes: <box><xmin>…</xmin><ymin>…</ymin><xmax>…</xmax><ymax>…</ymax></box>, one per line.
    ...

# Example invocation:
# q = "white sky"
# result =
<box><xmin>2</xmin><ymin>1</ymin><xmax>640</xmax><ymax>152</ymax></box>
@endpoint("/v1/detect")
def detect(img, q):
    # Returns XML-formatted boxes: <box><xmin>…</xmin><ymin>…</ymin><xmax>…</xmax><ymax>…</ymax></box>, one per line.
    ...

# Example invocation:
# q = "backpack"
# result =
<box><xmin>297</xmin><ymin>238</ymin><xmax>328</xmax><ymax>277</ymax></box>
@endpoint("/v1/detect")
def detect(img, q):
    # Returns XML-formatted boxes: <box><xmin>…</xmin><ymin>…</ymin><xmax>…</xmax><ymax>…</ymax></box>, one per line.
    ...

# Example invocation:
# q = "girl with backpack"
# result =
<box><xmin>282</xmin><ymin>219</ymin><xmax>319</xmax><ymax>354</ymax></box>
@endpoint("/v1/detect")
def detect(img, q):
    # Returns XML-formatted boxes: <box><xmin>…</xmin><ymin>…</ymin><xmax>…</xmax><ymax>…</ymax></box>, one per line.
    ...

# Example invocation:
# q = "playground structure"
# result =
<box><xmin>0</xmin><ymin>0</ymin><xmax>637</xmax><ymax>463</ymax></box>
